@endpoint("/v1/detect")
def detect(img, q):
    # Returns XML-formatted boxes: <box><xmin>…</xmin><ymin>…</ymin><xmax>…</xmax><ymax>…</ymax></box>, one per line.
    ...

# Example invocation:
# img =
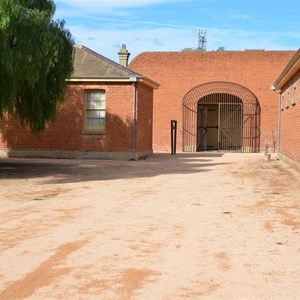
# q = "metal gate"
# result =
<box><xmin>197</xmin><ymin>103</ymin><xmax>243</xmax><ymax>151</ymax></box>
<box><xmin>183</xmin><ymin>82</ymin><xmax>260</xmax><ymax>152</ymax></box>
<box><xmin>197</xmin><ymin>104</ymin><xmax>208</xmax><ymax>151</ymax></box>
<box><xmin>219</xmin><ymin>103</ymin><xmax>243</xmax><ymax>150</ymax></box>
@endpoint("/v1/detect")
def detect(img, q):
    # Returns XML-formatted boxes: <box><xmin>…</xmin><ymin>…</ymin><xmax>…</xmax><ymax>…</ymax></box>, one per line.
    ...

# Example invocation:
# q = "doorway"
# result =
<box><xmin>197</xmin><ymin>104</ymin><xmax>219</xmax><ymax>151</ymax></box>
<box><xmin>182</xmin><ymin>82</ymin><xmax>260</xmax><ymax>153</ymax></box>
<box><xmin>197</xmin><ymin>102</ymin><xmax>243</xmax><ymax>151</ymax></box>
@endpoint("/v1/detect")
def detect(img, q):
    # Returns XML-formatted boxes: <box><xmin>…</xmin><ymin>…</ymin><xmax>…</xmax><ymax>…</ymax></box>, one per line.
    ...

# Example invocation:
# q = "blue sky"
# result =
<box><xmin>54</xmin><ymin>0</ymin><xmax>300</xmax><ymax>62</ymax></box>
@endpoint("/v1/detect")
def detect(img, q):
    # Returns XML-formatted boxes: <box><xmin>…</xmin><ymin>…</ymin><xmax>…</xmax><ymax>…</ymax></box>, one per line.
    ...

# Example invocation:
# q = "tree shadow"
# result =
<box><xmin>0</xmin><ymin>83</ymin><xmax>134</xmax><ymax>154</ymax></box>
<box><xmin>0</xmin><ymin>152</ymin><xmax>228</xmax><ymax>184</ymax></box>
<box><xmin>1</xmin><ymin>112</ymin><xmax>133</xmax><ymax>154</ymax></box>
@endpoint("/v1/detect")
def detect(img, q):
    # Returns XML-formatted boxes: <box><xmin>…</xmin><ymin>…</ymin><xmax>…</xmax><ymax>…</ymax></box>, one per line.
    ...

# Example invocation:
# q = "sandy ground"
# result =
<box><xmin>0</xmin><ymin>152</ymin><xmax>299</xmax><ymax>300</ymax></box>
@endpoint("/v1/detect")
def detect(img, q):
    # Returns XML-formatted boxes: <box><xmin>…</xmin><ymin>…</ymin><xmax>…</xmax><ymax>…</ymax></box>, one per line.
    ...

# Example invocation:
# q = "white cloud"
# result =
<box><xmin>208</xmin><ymin>28</ymin><xmax>300</xmax><ymax>51</ymax></box>
<box><xmin>68</xmin><ymin>24</ymin><xmax>299</xmax><ymax>63</ymax></box>
<box><xmin>230</xmin><ymin>14</ymin><xmax>252</xmax><ymax>21</ymax></box>
<box><xmin>69</xmin><ymin>25</ymin><xmax>196</xmax><ymax>62</ymax></box>
<box><xmin>55</xmin><ymin>0</ymin><xmax>186</xmax><ymax>14</ymax></box>
<box><xmin>57</xmin><ymin>0</ymin><xmax>176</xmax><ymax>7</ymax></box>
<box><xmin>54</xmin><ymin>0</ymin><xmax>300</xmax><ymax>62</ymax></box>
<box><xmin>84</xmin><ymin>15</ymin><xmax>196</xmax><ymax>30</ymax></box>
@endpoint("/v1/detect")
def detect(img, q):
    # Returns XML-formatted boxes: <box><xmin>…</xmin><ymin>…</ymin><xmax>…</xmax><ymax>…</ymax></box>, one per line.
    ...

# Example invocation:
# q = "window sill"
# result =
<box><xmin>82</xmin><ymin>130</ymin><xmax>107</xmax><ymax>135</ymax></box>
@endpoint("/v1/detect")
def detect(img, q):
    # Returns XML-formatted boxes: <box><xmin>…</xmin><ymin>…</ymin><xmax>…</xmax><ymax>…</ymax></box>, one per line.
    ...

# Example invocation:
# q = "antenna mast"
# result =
<box><xmin>197</xmin><ymin>28</ymin><xmax>207</xmax><ymax>51</ymax></box>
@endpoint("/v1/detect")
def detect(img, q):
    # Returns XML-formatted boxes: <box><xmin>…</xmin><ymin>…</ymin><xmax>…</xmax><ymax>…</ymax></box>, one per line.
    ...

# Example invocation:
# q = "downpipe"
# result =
<box><xmin>271</xmin><ymin>85</ymin><xmax>281</xmax><ymax>160</ymax></box>
<box><xmin>276</xmin><ymin>91</ymin><xmax>282</xmax><ymax>159</ymax></box>
<box><xmin>131</xmin><ymin>80</ymin><xmax>137</xmax><ymax>160</ymax></box>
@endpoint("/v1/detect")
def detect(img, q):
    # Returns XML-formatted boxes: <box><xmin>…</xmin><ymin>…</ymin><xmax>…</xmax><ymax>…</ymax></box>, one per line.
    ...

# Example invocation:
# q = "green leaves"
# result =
<box><xmin>0</xmin><ymin>0</ymin><xmax>74</xmax><ymax>132</ymax></box>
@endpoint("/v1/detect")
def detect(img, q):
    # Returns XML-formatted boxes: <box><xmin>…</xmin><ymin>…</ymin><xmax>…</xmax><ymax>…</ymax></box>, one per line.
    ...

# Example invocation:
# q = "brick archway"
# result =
<box><xmin>182</xmin><ymin>81</ymin><xmax>260</xmax><ymax>152</ymax></box>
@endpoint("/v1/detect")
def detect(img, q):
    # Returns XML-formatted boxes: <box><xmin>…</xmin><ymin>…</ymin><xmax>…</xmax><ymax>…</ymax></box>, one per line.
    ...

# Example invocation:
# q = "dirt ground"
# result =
<box><xmin>0</xmin><ymin>152</ymin><xmax>299</xmax><ymax>300</ymax></box>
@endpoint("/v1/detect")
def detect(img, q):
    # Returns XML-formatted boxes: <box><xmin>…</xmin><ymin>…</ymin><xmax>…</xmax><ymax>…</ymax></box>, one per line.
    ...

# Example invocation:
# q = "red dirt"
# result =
<box><xmin>0</xmin><ymin>153</ymin><xmax>299</xmax><ymax>299</ymax></box>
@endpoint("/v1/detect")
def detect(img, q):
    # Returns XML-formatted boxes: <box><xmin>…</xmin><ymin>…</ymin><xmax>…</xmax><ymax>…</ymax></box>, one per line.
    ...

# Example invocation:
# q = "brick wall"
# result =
<box><xmin>130</xmin><ymin>50</ymin><xmax>295</xmax><ymax>152</ymax></box>
<box><xmin>280</xmin><ymin>71</ymin><xmax>300</xmax><ymax>164</ymax></box>
<box><xmin>0</xmin><ymin>82</ymin><xmax>135</xmax><ymax>154</ymax></box>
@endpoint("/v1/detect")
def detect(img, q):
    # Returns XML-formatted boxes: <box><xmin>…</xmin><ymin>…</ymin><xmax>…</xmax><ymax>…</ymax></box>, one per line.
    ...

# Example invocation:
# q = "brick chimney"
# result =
<box><xmin>118</xmin><ymin>44</ymin><xmax>130</xmax><ymax>67</ymax></box>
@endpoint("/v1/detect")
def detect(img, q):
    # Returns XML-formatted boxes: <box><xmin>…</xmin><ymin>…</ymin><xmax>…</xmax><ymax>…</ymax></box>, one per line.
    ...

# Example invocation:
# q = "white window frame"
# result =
<box><xmin>84</xmin><ymin>90</ymin><xmax>106</xmax><ymax>133</ymax></box>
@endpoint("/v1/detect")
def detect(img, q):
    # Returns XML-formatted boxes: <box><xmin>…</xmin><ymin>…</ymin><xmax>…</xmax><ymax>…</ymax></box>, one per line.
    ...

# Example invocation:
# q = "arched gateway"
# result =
<box><xmin>182</xmin><ymin>81</ymin><xmax>260</xmax><ymax>153</ymax></box>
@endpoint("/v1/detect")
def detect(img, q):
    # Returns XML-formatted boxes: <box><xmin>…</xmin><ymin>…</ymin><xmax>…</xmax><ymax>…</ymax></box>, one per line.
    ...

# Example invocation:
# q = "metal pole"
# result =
<box><xmin>171</xmin><ymin>120</ymin><xmax>177</xmax><ymax>154</ymax></box>
<box><xmin>271</xmin><ymin>85</ymin><xmax>281</xmax><ymax>159</ymax></box>
<box><xmin>174</xmin><ymin>120</ymin><xmax>177</xmax><ymax>154</ymax></box>
<box><xmin>131</xmin><ymin>81</ymin><xmax>137</xmax><ymax>160</ymax></box>
<box><xmin>171</xmin><ymin>120</ymin><xmax>174</xmax><ymax>154</ymax></box>
<box><xmin>277</xmin><ymin>92</ymin><xmax>281</xmax><ymax>159</ymax></box>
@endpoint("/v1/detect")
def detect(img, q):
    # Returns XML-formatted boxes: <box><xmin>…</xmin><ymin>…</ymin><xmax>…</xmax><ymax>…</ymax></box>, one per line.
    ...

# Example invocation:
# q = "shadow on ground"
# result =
<box><xmin>0</xmin><ymin>152</ymin><xmax>228</xmax><ymax>184</ymax></box>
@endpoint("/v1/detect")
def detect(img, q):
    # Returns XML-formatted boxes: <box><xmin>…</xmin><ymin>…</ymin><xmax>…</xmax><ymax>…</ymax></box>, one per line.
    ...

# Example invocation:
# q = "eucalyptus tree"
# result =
<box><xmin>0</xmin><ymin>0</ymin><xmax>74</xmax><ymax>132</ymax></box>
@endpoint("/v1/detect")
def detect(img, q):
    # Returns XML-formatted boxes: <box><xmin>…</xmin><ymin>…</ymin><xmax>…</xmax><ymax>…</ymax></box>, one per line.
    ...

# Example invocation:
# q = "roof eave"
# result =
<box><xmin>273</xmin><ymin>49</ymin><xmax>300</xmax><ymax>90</ymax></box>
<box><xmin>138</xmin><ymin>78</ymin><xmax>160</xmax><ymax>89</ymax></box>
<box><xmin>67</xmin><ymin>77</ymin><xmax>139</xmax><ymax>82</ymax></box>
<box><xmin>66</xmin><ymin>76</ymin><xmax>160</xmax><ymax>89</ymax></box>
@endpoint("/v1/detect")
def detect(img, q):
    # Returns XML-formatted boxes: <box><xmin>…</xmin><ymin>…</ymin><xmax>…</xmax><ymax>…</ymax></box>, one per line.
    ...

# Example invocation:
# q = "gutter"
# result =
<box><xmin>66</xmin><ymin>77</ymin><xmax>159</xmax><ymax>89</ymax></box>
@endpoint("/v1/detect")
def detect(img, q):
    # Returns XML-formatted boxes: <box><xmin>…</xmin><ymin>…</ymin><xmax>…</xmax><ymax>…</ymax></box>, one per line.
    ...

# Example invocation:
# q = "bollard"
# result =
<box><xmin>264</xmin><ymin>144</ymin><xmax>269</xmax><ymax>160</ymax></box>
<box><xmin>171</xmin><ymin>120</ymin><xmax>177</xmax><ymax>155</ymax></box>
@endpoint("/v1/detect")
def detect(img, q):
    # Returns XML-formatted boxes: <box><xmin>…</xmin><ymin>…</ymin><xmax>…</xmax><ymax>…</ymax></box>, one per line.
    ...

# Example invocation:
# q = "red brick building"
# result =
<box><xmin>1</xmin><ymin>46</ymin><xmax>298</xmax><ymax>161</ymax></box>
<box><xmin>129</xmin><ymin>50</ymin><xmax>295</xmax><ymax>153</ymax></box>
<box><xmin>273</xmin><ymin>49</ymin><xmax>300</xmax><ymax>169</ymax></box>
<box><xmin>0</xmin><ymin>45</ymin><xmax>158</xmax><ymax>160</ymax></box>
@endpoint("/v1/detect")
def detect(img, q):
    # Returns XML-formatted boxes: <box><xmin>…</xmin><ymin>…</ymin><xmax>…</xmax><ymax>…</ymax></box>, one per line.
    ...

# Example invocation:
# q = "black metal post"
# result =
<box><xmin>171</xmin><ymin>120</ymin><xmax>177</xmax><ymax>154</ymax></box>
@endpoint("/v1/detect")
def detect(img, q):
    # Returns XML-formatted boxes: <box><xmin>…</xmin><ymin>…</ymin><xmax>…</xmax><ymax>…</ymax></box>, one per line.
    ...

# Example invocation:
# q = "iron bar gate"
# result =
<box><xmin>183</xmin><ymin>81</ymin><xmax>260</xmax><ymax>152</ymax></box>
<box><xmin>219</xmin><ymin>103</ymin><xmax>243</xmax><ymax>151</ymax></box>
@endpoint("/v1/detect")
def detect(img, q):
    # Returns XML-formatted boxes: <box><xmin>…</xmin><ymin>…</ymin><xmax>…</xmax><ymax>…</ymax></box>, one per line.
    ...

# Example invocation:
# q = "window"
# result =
<box><xmin>84</xmin><ymin>90</ymin><xmax>106</xmax><ymax>133</ymax></box>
